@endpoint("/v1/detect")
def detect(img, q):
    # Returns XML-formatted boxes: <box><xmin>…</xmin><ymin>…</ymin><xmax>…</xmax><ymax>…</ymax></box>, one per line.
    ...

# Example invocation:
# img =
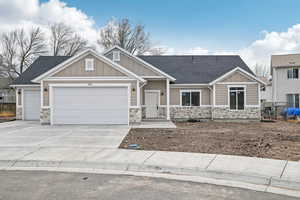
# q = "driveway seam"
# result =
<box><xmin>205</xmin><ymin>154</ymin><xmax>218</xmax><ymax>170</ymax></box>
<box><xmin>141</xmin><ymin>152</ymin><xmax>156</xmax><ymax>165</ymax></box>
<box><xmin>280</xmin><ymin>161</ymin><xmax>288</xmax><ymax>178</ymax></box>
<box><xmin>10</xmin><ymin>147</ymin><xmax>42</xmax><ymax>167</ymax></box>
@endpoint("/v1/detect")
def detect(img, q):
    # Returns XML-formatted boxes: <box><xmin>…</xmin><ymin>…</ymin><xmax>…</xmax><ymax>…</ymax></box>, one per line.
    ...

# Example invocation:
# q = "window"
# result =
<box><xmin>112</xmin><ymin>51</ymin><xmax>120</xmax><ymax>61</ymax></box>
<box><xmin>85</xmin><ymin>58</ymin><xmax>94</xmax><ymax>71</ymax></box>
<box><xmin>181</xmin><ymin>90</ymin><xmax>200</xmax><ymax>106</ymax></box>
<box><xmin>287</xmin><ymin>94</ymin><xmax>300</xmax><ymax>108</ymax></box>
<box><xmin>229</xmin><ymin>87</ymin><xmax>245</xmax><ymax>110</ymax></box>
<box><xmin>287</xmin><ymin>68</ymin><xmax>299</xmax><ymax>79</ymax></box>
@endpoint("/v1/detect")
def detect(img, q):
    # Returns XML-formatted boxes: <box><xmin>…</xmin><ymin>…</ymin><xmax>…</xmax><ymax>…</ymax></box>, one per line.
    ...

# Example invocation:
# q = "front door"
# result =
<box><xmin>145</xmin><ymin>91</ymin><xmax>159</xmax><ymax>118</ymax></box>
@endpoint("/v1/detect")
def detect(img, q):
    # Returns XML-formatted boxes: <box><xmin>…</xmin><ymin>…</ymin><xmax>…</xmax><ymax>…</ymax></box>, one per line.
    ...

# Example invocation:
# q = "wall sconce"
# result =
<box><xmin>44</xmin><ymin>87</ymin><xmax>48</xmax><ymax>92</ymax></box>
<box><xmin>18</xmin><ymin>90</ymin><xmax>21</xmax><ymax>95</ymax></box>
<box><xmin>161</xmin><ymin>92</ymin><xmax>164</xmax><ymax>96</ymax></box>
<box><xmin>132</xmin><ymin>88</ymin><xmax>136</xmax><ymax>92</ymax></box>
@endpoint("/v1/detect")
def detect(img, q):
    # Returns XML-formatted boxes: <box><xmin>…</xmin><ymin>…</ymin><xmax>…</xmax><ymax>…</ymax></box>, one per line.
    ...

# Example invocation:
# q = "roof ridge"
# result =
<box><xmin>138</xmin><ymin>55</ymin><xmax>240</xmax><ymax>57</ymax></box>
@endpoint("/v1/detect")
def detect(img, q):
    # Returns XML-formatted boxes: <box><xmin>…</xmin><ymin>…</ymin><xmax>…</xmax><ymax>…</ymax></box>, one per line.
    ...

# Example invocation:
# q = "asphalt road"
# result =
<box><xmin>0</xmin><ymin>170</ymin><xmax>296</xmax><ymax>200</ymax></box>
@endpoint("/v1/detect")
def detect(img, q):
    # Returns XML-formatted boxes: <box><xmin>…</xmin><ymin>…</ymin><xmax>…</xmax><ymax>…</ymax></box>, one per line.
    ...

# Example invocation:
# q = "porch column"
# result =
<box><xmin>137</xmin><ymin>80</ymin><xmax>140</xmax><ymax>107</ymax></box>
<box><xmin>166</xmin><ymin>79</ymin><xmax>170</xmax><ymax>120</ymax></box>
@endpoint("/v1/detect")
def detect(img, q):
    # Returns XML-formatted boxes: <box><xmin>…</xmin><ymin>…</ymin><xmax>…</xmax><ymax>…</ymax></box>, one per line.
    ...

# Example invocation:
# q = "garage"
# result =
<box><xmin>23</xmin><ymin>89</ymin><xmax>41</xmax><ymax>120</ymax></box>
<box><xmin>51</xmin><ymin>86</ymin><xmax>129</xmax><ymax>125</ymax></box>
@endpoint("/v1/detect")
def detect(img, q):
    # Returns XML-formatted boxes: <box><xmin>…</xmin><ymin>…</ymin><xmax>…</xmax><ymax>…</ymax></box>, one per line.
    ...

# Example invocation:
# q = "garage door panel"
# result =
<box><xmin>52</xmin><ymin>87</ymin><xmax>129</xmax><ymax>125</ymax></box>
<box><xmin>24</xmin><ymin>90</ymin><xmax>40</xmax><ymax>120</ymax></box>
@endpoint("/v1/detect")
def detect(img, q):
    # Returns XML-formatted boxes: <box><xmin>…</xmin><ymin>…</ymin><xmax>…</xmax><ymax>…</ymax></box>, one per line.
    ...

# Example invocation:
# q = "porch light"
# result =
<box><xmin>18</xmin><ymin>90</ymin><xmax>21</xmax><ymax>95</ymax></box>
<box><xmin>161</xmin><ymin>92</ymin><xmax>164</xmax><ymax>96</ymax></box>
<box><xmin>132</xmin><ymin>88</ymin><xmax>136</xmax><ymax>92</ymax></box>
<box><xmin>44</xmin><ymin>87</ymin><xmax>48</xmax><ymax>92</ymax></box>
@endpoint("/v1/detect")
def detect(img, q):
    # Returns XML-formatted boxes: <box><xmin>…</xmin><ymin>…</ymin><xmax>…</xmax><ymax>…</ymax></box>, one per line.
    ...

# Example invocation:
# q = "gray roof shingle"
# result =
<box><xmin>12</xmin><ymin>56</ymin><xmax>71</xmax><ymax>85</ymax></box>
<box><xmin>138</xmin><ymin>55</ymin><xmax>254</xmax><ymax>84</ymax></box>
<box><xmin>12</xmin><ymin>54</ymin><xmax>254</xmax><ymax>85</ymax></box>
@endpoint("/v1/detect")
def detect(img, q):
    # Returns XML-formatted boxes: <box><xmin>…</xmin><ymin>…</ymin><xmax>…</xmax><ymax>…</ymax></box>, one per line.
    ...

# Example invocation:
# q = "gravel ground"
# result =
<box><xmin>120</xmin><ymin>121</ymin><xmax>300</xmax><ymax>161</ymax></box>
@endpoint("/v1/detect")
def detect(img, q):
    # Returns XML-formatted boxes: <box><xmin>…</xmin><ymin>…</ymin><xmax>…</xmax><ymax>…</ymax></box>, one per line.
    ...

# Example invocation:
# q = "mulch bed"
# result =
<box><xmin>120</xmin><ymin>121</ymin><xmax>300</xmax><ymax>161</ymax></box>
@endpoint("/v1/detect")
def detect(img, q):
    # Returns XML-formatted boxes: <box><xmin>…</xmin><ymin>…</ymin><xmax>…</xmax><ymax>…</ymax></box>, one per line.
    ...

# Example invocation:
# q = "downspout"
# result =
<box><xmin>208</xmin><ymin>86</ymin><xmax>214</xmax><ymax>120</ymax></box>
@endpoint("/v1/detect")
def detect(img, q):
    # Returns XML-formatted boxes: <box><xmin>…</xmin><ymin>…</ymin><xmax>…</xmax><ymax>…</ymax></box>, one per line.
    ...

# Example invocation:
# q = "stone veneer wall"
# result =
<box><xmin>170</xmin><ymin>106</ymin><xmax>212</xmax><ymax>120</ymax></box>
<box><xmin>40</xmin><ymin>108</ymin><xmax>51</xmax><ymax>124</ymax></box>
<box><xmin>129</xmin><ymin>108</ymin><xmax>142</xmax><ymax>123</ymax></box>
<box><xmin>142</xmin><ymin>106</ymin><xmax>166</xmax><ymax>119</ymax></box>
<box><xmin>16</xmin><ymin>107</ymin><xmax>22</xmax><ymax>120</ymax></box>
<box><xmin>212</xmin><ymin>107</ymin><xmax>261</xmax><ymax>120</ymax></box>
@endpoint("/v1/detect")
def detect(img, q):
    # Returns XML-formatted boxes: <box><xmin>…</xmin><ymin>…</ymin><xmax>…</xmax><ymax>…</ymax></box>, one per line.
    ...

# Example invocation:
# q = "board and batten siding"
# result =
<box><xmin>170</xmin><ymin>87</ymin><xmax>211</xmax><ymax>105</ymax></box>
<box><xmin>220</xmin><ymin>71</ymin><xmax>255</xmax><ymax>83</ymax></box>
<box><xmin>215</xmin><ymin>84</ymin><xmax>259</xmax><ymax>106</ymax></box>
<box><xmin>141</xmin><ymin>80</ymin><xmax>166</xmax><ymax>105</ymax></box>
<box><xmin>106</xmin><ymin>49</ymin><xmax>161</xmax><ymax>76</ymax></box>
<box><xmin>53</xmin><ymin>54</ymin><xmax>126</xmax><ymax>77</ymax></box>
<box><xmin>43</xmin><ymin>80</ymin><xmax>137</xmax><ymax>107</ymax></box>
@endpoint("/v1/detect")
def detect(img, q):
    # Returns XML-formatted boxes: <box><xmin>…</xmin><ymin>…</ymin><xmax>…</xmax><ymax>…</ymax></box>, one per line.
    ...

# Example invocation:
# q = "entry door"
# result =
<box><xmin>145</xmin><ymin>91</ymin><xmax>159</xmax><ymax>118</ymax></box>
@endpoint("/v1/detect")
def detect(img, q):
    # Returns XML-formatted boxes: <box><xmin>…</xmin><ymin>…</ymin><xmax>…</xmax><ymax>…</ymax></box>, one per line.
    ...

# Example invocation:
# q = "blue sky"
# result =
<box><xmin>40</xmin><ymin>0</ymin><xmax>300</xmax><ymax>51</ymax></box>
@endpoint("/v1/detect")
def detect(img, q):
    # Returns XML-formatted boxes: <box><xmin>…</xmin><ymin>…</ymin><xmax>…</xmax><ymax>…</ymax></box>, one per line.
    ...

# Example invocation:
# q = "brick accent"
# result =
<box><xmin>129</xmin><ymin>107</ymin><xmax>142</xmax><ymax>123</ymax></box>
<box><xmin>170</xmin><ymin>106</ymin><xmax>212</xmax><ymax>120</ymax></box>
<box><xmin>40</xmin><ymin>108</ymin><xmax>51</xmax><ymax>124</ymax></box>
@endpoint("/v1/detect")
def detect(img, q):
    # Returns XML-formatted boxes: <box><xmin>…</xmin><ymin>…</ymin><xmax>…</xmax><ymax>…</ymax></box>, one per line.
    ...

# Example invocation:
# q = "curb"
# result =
<box><xmin>1</xmin><ymin>159</ymin><xmax>300</xmax><ymax>198</ymax></box>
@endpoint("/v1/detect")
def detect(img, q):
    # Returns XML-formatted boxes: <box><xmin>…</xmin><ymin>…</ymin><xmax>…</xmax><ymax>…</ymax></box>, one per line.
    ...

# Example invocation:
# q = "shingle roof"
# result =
<box><xmin>12</xmin><ymin>54</ymin><xmax>254</xmax><ymax>85</ymax></box>
<box><xmin>138</xmin><ymin>55</ymin><xmax>254</xmax><ymax>84</ymax></box>
<box><xmin>12</xmin><ymin>56</ymin><xmax>71</xmax><ymax>85</ymax></box>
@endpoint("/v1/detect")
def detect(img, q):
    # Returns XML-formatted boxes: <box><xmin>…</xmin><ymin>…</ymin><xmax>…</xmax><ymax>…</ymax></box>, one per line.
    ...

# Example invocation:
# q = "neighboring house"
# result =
<box><xmin>0</xmin><ymin>78</ymin><xmax>15</xmax><ymax>104</ymax></box>
<box><xmin>259</xmin><ymin>76</ymin><xmax>272</xmax><ymax>103</ymax></box>
<box><xmin>271</xmin><ymin>54</ymin><xmax>300</xmax><ymax>108</ymax></box>
<box><xmin>11</xmin><ymin>46</ymin><xmax>265</xmax><ymax>125</ymax></box>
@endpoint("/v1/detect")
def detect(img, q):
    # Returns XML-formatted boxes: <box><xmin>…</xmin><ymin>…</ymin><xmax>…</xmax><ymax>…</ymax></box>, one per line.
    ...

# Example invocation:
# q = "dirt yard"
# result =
<box><xmin>120</xmin><ymin>121</ymin><xmax>300</xmax><ymax>161</ymax></box>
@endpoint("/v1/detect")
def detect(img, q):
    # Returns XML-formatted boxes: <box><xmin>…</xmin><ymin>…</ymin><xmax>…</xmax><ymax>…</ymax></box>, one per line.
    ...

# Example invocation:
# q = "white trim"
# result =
<box><xmin>258</xmin><ymin>83</ymin><xmax>261</xmax><ymax>108</ymax></box>
<box><xmin>49</xmin><ymin>83</ymin><xmax>131</xmax><ymax>125</ymax></box>
<box><xmin>40</xmin><ymin>80</ymin><xmax>44</xmax><ymax>108</ymax></box>
<box><xmin>41</xmin><ymin>106</ymin><xmax>50</xmax><ymax>109</ymax></box>
<box><xmin>21</xmin><ymin>88</ymin><xmax>24</xmax><ymax>120</ymax></box>
<box><xmin>141</xmin><ymin>76</ymin><xmax>165</xmax><ymax>79</ymax></box>
<box><xmin>15</xmin><ymin>89</ymin><xmax>20</xmax><ymax>108</ymax></box>
<box><xmin>32</xmin><ymin>49</ymin><xmax>145</xmax><ymax>83</ymax></box>
<box><xmin>213</xmin><ymin>85</ymin><xmax>216</xmax><ymax>107</ymax></box>
<box><xmin>166</xmin><ymin>79</ymin><xmax>170</xmax><ymax>120</ymax></box>
<box><xmin>103</xmin><ymin>46</ymin><xmax>176</xmax><ymax>81</ymax></box>
<box><xmin>180</xmin><ymin>89</ymin><xmax>202</xmax><ymax>107</ymax></box>
<box><xmin>10</xmin><ymin>84</ymin><xmax>40</xmax><ymax>87</ymax></box>
<box><xmin>136</xmin><ymin>80</ymin><xmax>140</xmax><ymax>107</ymax></box>
<box><xmin>209</xmin><ymin>67</ymin><xmax>266</xmax><ymax>85</ymax></box>
<box><xmin>227</xmin><ymin>85</ymin><xmax>246</xmax><ymax>110</ymax></box>
<box><xmin>45</xmin><ymin>77</ymin><xmax>134</xmax><ymax>81</ymax></box>
<box><xmin>217</xmin><ymin>82</ymin><xmax>258</xmax><ymax>85</ymax></box>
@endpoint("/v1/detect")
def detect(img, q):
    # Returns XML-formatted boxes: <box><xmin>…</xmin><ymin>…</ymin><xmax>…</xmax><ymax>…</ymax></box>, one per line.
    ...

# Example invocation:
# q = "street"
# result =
<box><xmin>0</xmin><ymin>170</ymin><xmax>296</xmax><ymax>200</ymax></box>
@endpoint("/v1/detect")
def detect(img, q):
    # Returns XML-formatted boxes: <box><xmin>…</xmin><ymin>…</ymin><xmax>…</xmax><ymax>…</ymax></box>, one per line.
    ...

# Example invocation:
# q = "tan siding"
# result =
<box><xmin>215</xmin><ymin>84</ymin><xmax>259</xmax><ymax>106</ymax></box>
<box><xmin>53</xmin><ymin>54</ymin><xmax>126</xmax><ymax>77</ymax></box>
<box><xmin>246</xmin><ymin>84</ymin><xmax>259</xmax><ymax>105</ymax></box>
<box><xmin>215</xmin><ymin>85</ymin><xmax>228</xmax><ymax>105</ymax></box>
<box><xmin>141</xmin><ymin>80</ymin><xmax>166</xmax><ymax>105</ymax></box>
<box><xmin>43</xmin><ymin>80</ymin><xmax>137</xmax><ymax>107</ymax></box>
<box><xmin>170</xmin><ymin>87</ymin><xmax>211</xmax><ymax>105</ymax></box>
<box><xmin>106</xmin><ymin>49</ymin><xmax>161</xmax><ymax>76</ymax></box>
<box><xmin>220</xmin><ymin>71</ymin><xmax>255</xmax><ymax>82</ymax></box>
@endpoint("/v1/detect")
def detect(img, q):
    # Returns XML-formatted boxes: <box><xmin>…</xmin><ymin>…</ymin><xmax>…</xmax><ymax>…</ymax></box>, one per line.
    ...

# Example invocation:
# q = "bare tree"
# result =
<box><xmin>50</xmin><ymin>23</ymin><xmax>88</xmax><ymax>56</ymax></box>
<box><xmin>147</xmin><ymin>46</ymin><xmax>168</xmax><ymax>55</ymax></box>
<box><xmin>0</xmin><ymin>27</ymin><xmax>47</xmax><ymax>79</ymax></box>
<box><xmin>253</xmin><ymin>63</ymin><xmax>269</xmax><ymax>77</ymax></box>
<box><xmin>98</xmin><ymin>18</ymin><xmax>150</xmax><ymax>54</ymax></box>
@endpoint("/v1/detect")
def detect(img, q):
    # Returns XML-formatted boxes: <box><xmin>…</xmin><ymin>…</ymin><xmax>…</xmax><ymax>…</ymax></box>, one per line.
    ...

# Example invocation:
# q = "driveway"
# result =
<box><xmin>0</xmin><ymin>121</ymin><xmax>129</xmax><ymax>148</ymax></box>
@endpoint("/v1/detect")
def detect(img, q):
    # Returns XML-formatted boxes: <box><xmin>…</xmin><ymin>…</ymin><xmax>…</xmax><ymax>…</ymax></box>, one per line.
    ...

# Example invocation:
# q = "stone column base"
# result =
<box><xmin>40</xmin><ymin>108</ymin><xmax>51</xmax><ymax>124</ymax></box>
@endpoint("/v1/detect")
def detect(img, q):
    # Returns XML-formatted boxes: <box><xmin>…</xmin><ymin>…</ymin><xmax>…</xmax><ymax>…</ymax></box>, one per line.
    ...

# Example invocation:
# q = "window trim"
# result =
<box><xmin>287</xmin><ymin>68</ymin><xmax>299</xmax><ymax>79</ymax></box>
<box><xmin>227</xmin><ymin>85</ymin><xmax>246</xmax><ymax>111</ymax></box>
<box><xmin>112</xmin><ymin>51</ymin><xmax>120</xmax><ymax>61</ymax></box>
<box><xmin>85</xmin><ymin>58</ymin><xmax>94</xmax><ymax>71</ymax></box>
<box><xmin>287</xmin><ymin>93</ymin><xmax>300</xmax><ymax>108</ymax></box>
<box><xmin>180</xmin><ymin>89</ymin><xmax>201</xmax><ymax>107</ymax></box>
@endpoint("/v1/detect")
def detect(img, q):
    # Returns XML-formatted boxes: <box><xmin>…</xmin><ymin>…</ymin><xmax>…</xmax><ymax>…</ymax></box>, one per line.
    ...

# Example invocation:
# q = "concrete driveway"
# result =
<box><xmin>0</xmin><ymin>121</ymin><xmax>130</xmax><ymax>148</ymax></box>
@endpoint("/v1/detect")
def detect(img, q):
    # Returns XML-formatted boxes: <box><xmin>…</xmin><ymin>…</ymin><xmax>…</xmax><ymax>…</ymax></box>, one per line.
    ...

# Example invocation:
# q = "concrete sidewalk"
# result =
<box><xmin>0</xmin><ymin>147</ymin><xmax>300</xmax><ymax>197</ymax></box>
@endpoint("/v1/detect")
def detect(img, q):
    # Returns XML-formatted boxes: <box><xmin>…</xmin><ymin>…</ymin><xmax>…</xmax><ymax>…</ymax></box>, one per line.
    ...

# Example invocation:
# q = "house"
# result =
<box><xmin>271</xmin><ymin>54</ymin><xmax>300</xmax><ymax>108</ymax></box>
<box><xmin>11</xmin><ymin>46</ymin><xmax>265</xmax><ymax>125</ymax></box>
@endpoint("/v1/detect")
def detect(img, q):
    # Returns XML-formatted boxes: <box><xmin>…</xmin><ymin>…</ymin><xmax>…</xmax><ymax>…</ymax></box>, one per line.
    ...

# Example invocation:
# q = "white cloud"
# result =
<box><xmin>185</xmin><ymin>47</ymin><xmax>209</xmax><ymax>55</ymax></box>
<box><xmin>0</xmin><ymin>0</ymin><xmax>99</xmax><ymax>48</ymax></box>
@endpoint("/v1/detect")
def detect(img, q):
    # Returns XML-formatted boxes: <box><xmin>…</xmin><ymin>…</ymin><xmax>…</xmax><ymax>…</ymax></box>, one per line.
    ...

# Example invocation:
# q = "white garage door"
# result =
<box><xmin>24</xmin><ymin>89</ymin><xmax>41</xmax><ymax>120</ymax></box>
<box><xmin>52</xmin><ymin>86</ymin><xmax>129</xmax><ymax>125</ymax></box>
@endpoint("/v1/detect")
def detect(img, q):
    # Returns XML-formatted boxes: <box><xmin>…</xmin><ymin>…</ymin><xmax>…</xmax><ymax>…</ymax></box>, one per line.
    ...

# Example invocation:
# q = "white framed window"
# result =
<box><xmin>229</xmin><ymin>86</ymin><xmax>245</xmax><ymax>110</ymax></box>
<box><xmin>287</xmin><ymin>94</ymin><xmax>300</xmax><ymax>108</ymax></box>
<box><xmin>287</xmin><ymin>68</ymin><xmax>299</xmax><ymax>79</ymax></box>
<box><xmin>85</xmin><ymin>58</ymin><xmax>94</xmax><ymax>71</ymax></box>
<box><xmin>112</xmin><ymin>51</ymin><xmax>120</xmax><ymax>61</ymax></box>
<box><xmin>180</xmin><ymin>90</ymin><xmax>201</xmax><ymax>106</ymax></box>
